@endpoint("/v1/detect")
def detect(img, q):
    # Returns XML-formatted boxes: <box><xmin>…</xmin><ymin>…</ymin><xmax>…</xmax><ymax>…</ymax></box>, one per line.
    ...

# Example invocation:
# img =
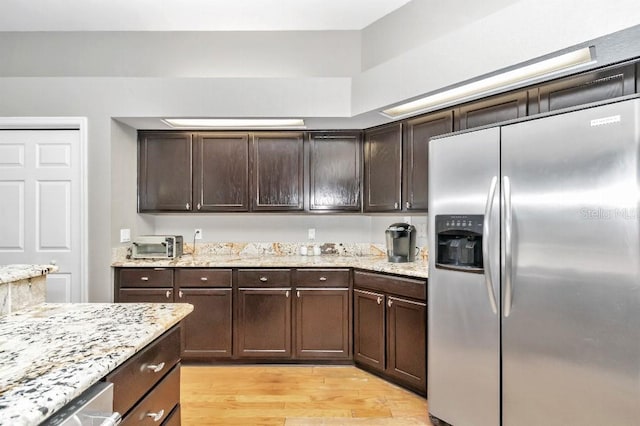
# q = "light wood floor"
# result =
<box><xmin>181</xmin><ymin>365</ymin><xmax>433</xmax><ymax>425</ymax></box>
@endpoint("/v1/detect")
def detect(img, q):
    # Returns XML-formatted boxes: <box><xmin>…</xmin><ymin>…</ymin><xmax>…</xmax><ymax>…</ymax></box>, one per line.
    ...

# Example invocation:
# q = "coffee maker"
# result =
<box><xmin>385</xmin><ymin>223</ymin><xmax>417</xmax><ymax>263</ymax></box>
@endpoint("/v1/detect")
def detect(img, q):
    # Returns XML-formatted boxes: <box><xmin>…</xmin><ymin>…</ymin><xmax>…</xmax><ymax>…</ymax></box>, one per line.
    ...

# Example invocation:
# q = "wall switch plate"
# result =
<box><xmin>120</xmin><ymin>228</ymin><xmax>131</xmax><ymax>243</ymax></box>
<box><xmin>308</xmin><ymin>228</ymin><xmax>316</xmax><ymax>240</ymax></box>
<box><xmin>194</xmin><ymin>228</ymin><xmax>203</xmax><ymax>240</ymax></box>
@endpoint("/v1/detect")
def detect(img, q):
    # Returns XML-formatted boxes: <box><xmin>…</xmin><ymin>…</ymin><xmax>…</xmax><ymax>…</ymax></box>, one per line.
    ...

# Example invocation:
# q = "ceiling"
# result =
<box><xmin>0</xmin><ymin>0</ymin><xmax>412</xmax><ymax>32</ymax></box>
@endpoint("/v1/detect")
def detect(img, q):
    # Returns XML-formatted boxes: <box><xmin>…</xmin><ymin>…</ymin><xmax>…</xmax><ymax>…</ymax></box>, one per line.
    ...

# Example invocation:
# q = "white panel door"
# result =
<box><xmin>0</xmin><ymin>130</ymin><xmax>82</xmax><ymax>302</ymax></box>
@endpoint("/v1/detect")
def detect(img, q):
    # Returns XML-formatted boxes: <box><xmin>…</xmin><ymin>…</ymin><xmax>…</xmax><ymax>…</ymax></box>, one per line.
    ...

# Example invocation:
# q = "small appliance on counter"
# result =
<box><xmin>132</xmin><ymin>235</ymin><xmax>184</xmax><ymax>259</ymax></box>
<box><xmin>385</xmin><ymin>223</ymin><xmax>417</xmax><ymax>263</ymax></box>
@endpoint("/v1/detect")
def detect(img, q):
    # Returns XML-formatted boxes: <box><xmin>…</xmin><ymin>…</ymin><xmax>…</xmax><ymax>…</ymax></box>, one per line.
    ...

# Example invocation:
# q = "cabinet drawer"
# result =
<box><xmin>237</xmin><ymin>269</ymin><xmax>291</xmax><ymax>287</ymax></box>
<box><xmin>354</xmin><ymin>270</ymin><xmax>426</xmax><ymax>300</ymax></box>
<box><xmin>107</xmin><ymin>326</ymin><xmax>180</xmax><ymax>416</ymax></box>
<box><xmin>296</xmin><ymin>269</ymin><xmax>350</xmax><ymax>287</ymax></box>
<box><xmin>175</xmin><ymin>268</ymin><xmax>232</xmax><ymax>288</ymax></box>
<box><xmin>119</xmin><ymin>269</ymin><xmax>173</xmax><ymax>288</ymax></box>
<box><xmin>120</xmin><ymin>364</ymin><xmax>180</xmax><ymax>425</ymax></box>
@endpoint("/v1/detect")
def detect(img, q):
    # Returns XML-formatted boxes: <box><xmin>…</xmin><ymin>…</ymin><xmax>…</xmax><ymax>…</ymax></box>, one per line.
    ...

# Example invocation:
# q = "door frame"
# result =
<box><xmin>0</xmin><ymin>117</ymin><xmax>88</xmax><ymax>302</ymax></box>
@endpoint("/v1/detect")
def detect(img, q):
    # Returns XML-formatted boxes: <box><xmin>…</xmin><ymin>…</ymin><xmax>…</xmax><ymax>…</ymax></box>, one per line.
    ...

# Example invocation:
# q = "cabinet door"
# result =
<box><xmin>308</xmin><ymin>132</ymin><xmax>361</xmax><ymax>211</ymax></box>
<box><xmin>457</xmin><ymin>91</ymin><xmax>527</xmax><ymax>131</ymax></box>
<box><xmin>194</xmin><ymin>132</ymin><xmax>249</xmax><ymax>212</ymax></box>
<box><xmin>251</xmin><ymin>132</ymin><xmax>304</xmax><ymax>211</ymax></box>
<box><xmin>353</xmin><ymin>288</ymin><xmax>386</xmax><ymax>372</ymax></box>
<box><xmin>138</xmin><ymin>132</ymin><xmax>193</xmax><ymax>212</ymax></box>
<box><xmin>295</xmin><ymin>288</ymin><xmax>351</xmax><ymax>359</ymax></box>
<box><xmin>236</xmin><ymin>288</ymin><xmax>292</xmax><ymax>357</ymax></box>
<box><xmin>364</xmin><ymin>123</ymin><xmax>402</xmax><ymax>212</ymax></box>
<box><xmin>118</xmin><ymin>288</ymin><xmax>174</xmax><ymax>303</ymax></box>
<box><xmin>386</xmin><ymin>296</ymin><xmax>427</xmax><ymax>395</ymax></box>
<box><xmin>177</xmin><ymin>288</ymin><xmax>232</xmax><ymax>359</ymax></box>
<box><xmin>403</xmin><ymin>111</ymin><xmax>453</xmax><ymax>211</ymax></box>
<box><xmin>536</xmin><ymin>63</ymin><xmax>636</xmax><ymax>113</ymax></box>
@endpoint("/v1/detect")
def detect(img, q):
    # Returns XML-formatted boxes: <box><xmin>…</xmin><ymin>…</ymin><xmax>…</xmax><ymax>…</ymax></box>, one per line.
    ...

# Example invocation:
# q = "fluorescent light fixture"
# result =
<box><xmin>163</xmin><ymin>118</ymin><xmax>305</xmax><ymax>128</ymax></box>
<box><xmin>382</xmin><ymin>46</ymin><xmax>595</xmax><ymax>118</ymax></box>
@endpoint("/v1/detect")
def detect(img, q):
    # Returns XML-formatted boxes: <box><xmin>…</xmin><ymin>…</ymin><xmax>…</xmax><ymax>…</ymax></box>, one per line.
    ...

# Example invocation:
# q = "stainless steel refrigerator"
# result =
<box><xmin>427</xmin><ymin>96</ymin><xmax>640</xmax><ymax>426</ymax></box>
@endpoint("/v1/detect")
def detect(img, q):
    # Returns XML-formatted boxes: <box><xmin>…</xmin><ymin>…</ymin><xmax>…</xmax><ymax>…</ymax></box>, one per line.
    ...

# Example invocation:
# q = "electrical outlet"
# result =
<box><xmin>308</xmin><ymin>228</ymin><xmax>316</xmax><ymax>240</ymax></box>
<box><xmin>194</xmin><ymin>228</ymin><xmax>203</xmax><ymax>240</ymax></box>
<box><xmin>120</xmin><ymin>228</ymin><xmax>131</xmax><ymax>243</ymax></box>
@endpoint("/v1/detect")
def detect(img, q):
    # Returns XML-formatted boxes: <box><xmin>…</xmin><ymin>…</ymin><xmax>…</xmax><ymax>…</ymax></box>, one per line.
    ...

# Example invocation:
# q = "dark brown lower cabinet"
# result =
<box><xmin>118</xmin><ymin>288</ymin><xmax>173</xmax><ymax>303</ymax></box>
<box><xmin>236</xmin><ymin>288</ymin><xmax>292</xmax><ymax>358</ymax></box>
<box><xmin>295</xmin><ymin>288</ymin><xmax>350</xmax><ymax>359</ymax></box>
<box><xmin>354</xmin><ymin>289</ymin><xmax>385</xmax><ymax>371</ymax></box>
<box><xmin>353</xmin><ymin>270</ymin><xmax>427</xmax><ymax>395</ymax></box>
<box><xmin>386</xmin><ymin>296</ymin><xmax>427</xmax><ymax>392</ymax></box>
<box><xmin>177</xmin><ymin>288</ymin><xmax>232</xmax><ymax>359</ymax></box>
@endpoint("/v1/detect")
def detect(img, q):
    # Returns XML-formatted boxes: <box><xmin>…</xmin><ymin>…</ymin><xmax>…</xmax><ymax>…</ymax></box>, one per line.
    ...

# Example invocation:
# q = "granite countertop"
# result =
<box><xmin>0</xmin><ymin>302</ymin><xmax>193</xmax><ymax>426</ymax></box>
<box><xmin>0</xmin><ymin>264</ymin><xmax>59</xmax><ymax>284</ymax></box>
<box><xmin>112</xmin><ymin>255</ymin><xmax>429</xmax><ymax>279</ymax></box>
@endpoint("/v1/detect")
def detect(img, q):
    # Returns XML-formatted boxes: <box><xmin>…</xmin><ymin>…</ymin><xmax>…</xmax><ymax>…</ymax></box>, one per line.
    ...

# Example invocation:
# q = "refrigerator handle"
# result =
<box><xmin>503</xmin><ymin>175</ymin><xmax>513</xmax><ymax>317</ymax></box>
<box><xmin>482</xmin><ymin>176</ymin><xmax>499</xmax><ymax>315</ymax></box>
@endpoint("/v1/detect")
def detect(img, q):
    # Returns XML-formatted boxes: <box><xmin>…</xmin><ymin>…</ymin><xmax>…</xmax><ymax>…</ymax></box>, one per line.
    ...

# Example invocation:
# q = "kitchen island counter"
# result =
<box><xmin>0</xmin><ymin>302</ymin><xmax>193</xmax><ymax>425</ymax></box>
<box><xmin>112</xmin><ymin>254</ymin><xmax>428</xmax><ymax>279</ymax></box>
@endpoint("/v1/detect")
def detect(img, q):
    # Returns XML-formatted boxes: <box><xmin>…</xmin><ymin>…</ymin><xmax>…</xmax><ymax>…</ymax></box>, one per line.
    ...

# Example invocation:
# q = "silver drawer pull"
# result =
<box><xmin>141</xmin><ymin>362</ymin><xmax>165</xmax><ymax>373</ymax></box>
<box><xmin>319</xmin><ymin>277</ymin><xmax>327</xmax><ymax>281</ymax></box>
<box><xmin>200</xmin><ymin>277</ymin><xmax>208</xmax><ymax>281</ymax></box>
<box><xmin>146</xmin><ymin>409</ymin><xmax>165</xmax><ymax>422</ymax></box>
<box><xmin>297</xmin><ymin>291</ymin><xmax>301</xmax><ymax>298</ymax></box>
<box><xmin>286</xmin><ymin>290</ymin><xmax>290</xmax><ymax>298</ymax></box>
<box><xmin>140</xmin><ymin>277</ymin><xmax>149</xmax><ymax>281</ymax></box>
<box><xmin>259</xmin><ymin>276</ymin><xmax>268</xmax><ymax>282</ymax></box>
<box><xmin>377</xmin><ymin>297</ymin><xmax>382</xmax><ymax>305</ymax></box>
<box><xmin>388</xmin><ymin>299</ymin><xmax>393</xmax><ymax>308</ymax></box>
<box><xmin>179</xmin><ymin>290</ymin><xmax>184</xmax><ymax>298</ymax></box>
<box><xmin>165</xmin><ymin>290</ymin><xmax>172</xmax><ymax>299</ymax></box>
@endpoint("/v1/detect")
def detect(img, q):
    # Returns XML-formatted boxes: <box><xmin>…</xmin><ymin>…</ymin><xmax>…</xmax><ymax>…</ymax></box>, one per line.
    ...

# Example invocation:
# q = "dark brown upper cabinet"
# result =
<box><xmin>456</xmin><ymin>90</ymin><xmax>528</xmax><ymax>131</ymax></box>
<box><xmin>251</xmin><ymin>132</ymin><xmax>304</xmax><ymax>211</ymax></box>
<box><xmin>308</xmin><ymin>132</ymin><xmax>362</xmax><ymax>212</ymax></box>
<box><xmin>363</xmin><ymin>123</ymin><xmax>403</xmax><ymax>212</ymax></box>
<box><xmin>402</xmin><ymin>111</ymin><xmax>453</xmax><ymax>211</ymax></box>
<box><xmin>193</xmin><ymin>133</ymin><xmax>249</xmax><ymax>212</ymax></box>
<box><xmin>534</xmin><ymin>63</ymin><xmax>636</xmax><ymax>113</ymax></box>
<box><xmin>138</xmin><ymin>132</ymin><xmax>193</xmax><ymax>212</ymax></box>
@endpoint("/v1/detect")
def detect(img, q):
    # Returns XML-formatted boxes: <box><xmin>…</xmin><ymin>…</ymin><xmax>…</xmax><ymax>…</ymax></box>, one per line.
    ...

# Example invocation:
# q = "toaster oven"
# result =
<box><xmin>132</xmin><ymin>235</ymin><xmax>184</xmax><ymax>259</ymax></box>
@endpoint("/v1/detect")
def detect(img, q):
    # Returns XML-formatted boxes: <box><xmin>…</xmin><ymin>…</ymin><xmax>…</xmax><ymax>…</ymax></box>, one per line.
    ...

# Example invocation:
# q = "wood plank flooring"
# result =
<box><xmin>181</xmin><ymin>365</ymin><xmax>433</xmax><ymax>425</ymax></box>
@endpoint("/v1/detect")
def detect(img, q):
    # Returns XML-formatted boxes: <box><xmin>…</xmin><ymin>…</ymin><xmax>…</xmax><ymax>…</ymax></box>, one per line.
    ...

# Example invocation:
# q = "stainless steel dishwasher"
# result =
<box><xmin>42</xmin><ymin>381</ymin><xmax>121</xmax><ymax>425</ymax></box>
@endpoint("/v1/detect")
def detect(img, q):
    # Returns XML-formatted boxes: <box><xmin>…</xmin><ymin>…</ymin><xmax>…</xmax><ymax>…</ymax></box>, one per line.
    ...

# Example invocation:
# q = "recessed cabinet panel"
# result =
<box><xmin>457</xmin><ymin>91</ymin><xmax>528</xmax><ymax>130</ymax></box>
<box><xmin>353</xmin><ymin>289</ymin><xmax>386</xmax><ymax>372</ymax></box>
<box><xmin>251</xmin><ymin>132</ymin><xmax>304</xmax><ymax>211</ymax></box>
<box><xmin>364</xmin><ymin>124</ymin><xmax>402</xmax><ymax>212</ymax></box>
<box><xmin>308</xmin><ymin>132</ymin><xmax>361</xmax><ymax>211</ymax></box>
<box><xmin>403</xmin><ymin>111</ymin><xmax>453</xmax><ymax>211</ymax></box>
<box><xmin>194</xmin><ymin>133</ymin><xmax>249</xmax><ymax>212</ymax></box>
<box><xmin>138</xmin><ymin>132</ymin><xmax>192</xmax><ymax>212</ymax></box>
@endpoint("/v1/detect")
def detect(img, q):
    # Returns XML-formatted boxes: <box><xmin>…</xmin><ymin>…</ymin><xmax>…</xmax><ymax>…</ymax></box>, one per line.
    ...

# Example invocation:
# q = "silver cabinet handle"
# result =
<box><xmin>178</xmin><ymin>290</ymin><xmax>183</xmax><ymax>298</ymax></box>
<box><xmin>165</xmin><ymin>290</ymin><xmax>172</xmax><ymax>299</ymax></box>
<box><xmin>200</xmin><ymin>277</ymin><xmax>208</xmax><ymax>281</ymax></box>
<box><xmin>406</xmin><ymin>201</ymin><xmax>411</xmax><ymax>208</ymax></box>
<box><xmin>503</xmin><ymin>175</ymin><xmax>514</xmax><ymax>318</ymax></box>
<box><xmin>376</xmin><ymin>296</ymin><xmax>382</xmax><ymax>305</ymax></box>
<box><xmin>286</xmin><ymin>290</ymin><xmax>290</xmax><ymax>298</ymax></box>
<box><xmin>483</xmin><ymin>176</ymin><xmax>499</xmax><ymax>315</ymax></box>
<box><xmin>197</xmin><ymin>203</ymin><xmax>201</xmax><ymax>210</ymax></box>
<box><xmin>297</xmin><ymin>290</ymin><xmax>301</xmax><ymax>298</ymax></box>
<box><xmin>259</xmin><ymin>276</ymin><xmax>268</xmax><ymax>282</ymax></box>
<box><xmin>388</xmin><ymin>299</ymin><xmax>393</xmax><ymax>308</ymax></box>
<box><xmin>394</xmin><ymin>202</ymin><xmax>399</xmax><ymax>209</ymax></box>
<box><xmin>186</xmin><ymin>203</ymin><xmax>190</xmax><ymax>210</ymax></box>
<box><xmin>146</xmin><ymin>409</ymin><xmax>165</xmax><ymax>422</ymax></box>
<box><xmin>319</xmin><ymin>276</ymin><xmax>327</xmax><ymax>281</ymax></box>
<box><xmin>141</xmin><ymin>362</ymin><xmax>166</xmax><ymax>373</ymax></box>
<box><xmin>140</xmin><ymin>276</ymin><xmax>149</xmax><ymax>281</ymax></box>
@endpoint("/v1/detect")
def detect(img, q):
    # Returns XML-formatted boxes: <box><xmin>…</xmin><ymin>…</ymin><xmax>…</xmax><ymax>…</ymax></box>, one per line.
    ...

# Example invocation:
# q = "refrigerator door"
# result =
<box><xmin>428</xmin><ymin>127</ymin><xmax>500</xmax><ymax>426</ymax></box>
<box><xmin>501</xmin><ymin>98</ymin><xmax>640</xmax><ymax>425</ymax></box>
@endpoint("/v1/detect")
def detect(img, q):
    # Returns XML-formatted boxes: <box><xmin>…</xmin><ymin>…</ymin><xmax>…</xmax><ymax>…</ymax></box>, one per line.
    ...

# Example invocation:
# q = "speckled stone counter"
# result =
<box><xmin>0</xmin><ymin>302</ymin><xmax>193</xmax><ymax>426</ymax></box>
<box><xmin>0</xmin><ymin>264</ymin><xmax>58</xmax><ymax>317</ymax></box>
<box><xmin>112</xmin><ymin>254</ymin><xmax>428</xmax><ymax>279</ymax></box>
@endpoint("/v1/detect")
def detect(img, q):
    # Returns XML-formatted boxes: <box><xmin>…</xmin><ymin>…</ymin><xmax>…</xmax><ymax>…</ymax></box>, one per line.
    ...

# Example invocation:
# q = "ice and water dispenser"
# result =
<box><xmin>435</xmin><ymin>214</ymin><xmax>484</xmax><ymax>273</ymax></box>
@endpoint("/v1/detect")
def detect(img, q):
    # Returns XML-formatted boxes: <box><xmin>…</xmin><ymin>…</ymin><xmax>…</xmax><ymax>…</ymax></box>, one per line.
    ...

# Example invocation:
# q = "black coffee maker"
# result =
<box><xmin>385</xmin><ymin>223</ymin><xmax>417</xmax><ymax>263</ymax></box>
